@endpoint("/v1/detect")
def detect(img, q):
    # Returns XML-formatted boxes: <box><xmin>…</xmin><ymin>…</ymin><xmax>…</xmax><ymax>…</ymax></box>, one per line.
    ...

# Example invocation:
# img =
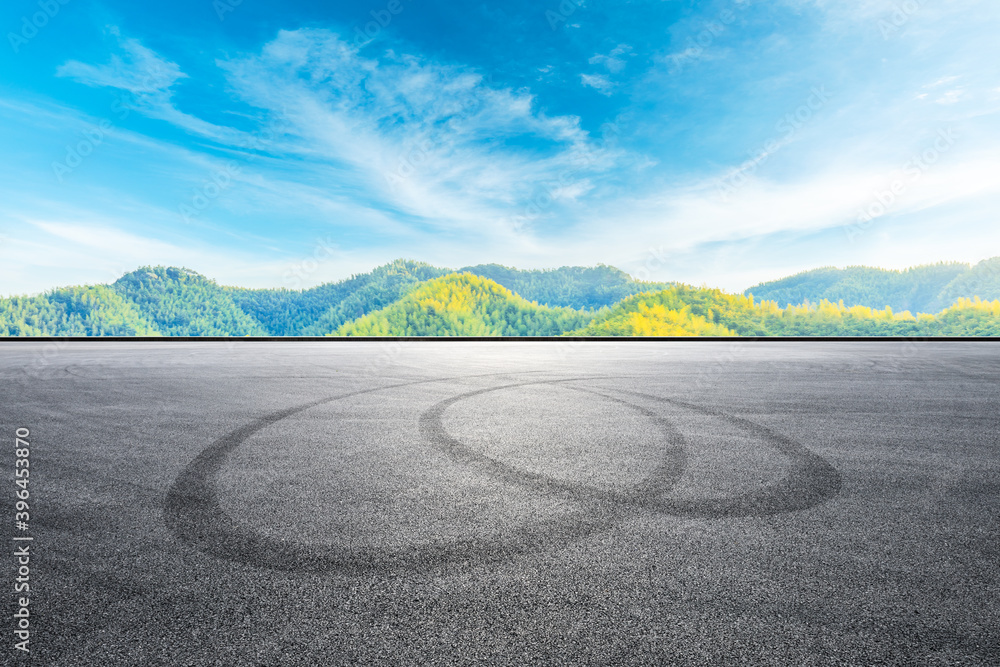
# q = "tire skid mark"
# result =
<box><xmin>425</xmin><ymin>381</ymin><xmax>841</xmax><ymax>519</ymax></box>
<box><xmin>417</xmin><ymin>378</ymin><xmax>688</xmax><ymax>507</ymax></box>
<box><xmin>165</xmin><ymin>373</ymin><xmax>842</xmax><ymax>575</ymax></box>
<box><xmin>606</xmin><ymin>388</ymin><xmax>843</xmax><ymax>517</ymax></box>
<box><xmin>164</xmin><ymin>372</ymin><xmax>630</xmax><ymax>574</ymax></box>
<box><xmin>563</xmin><ymin>385</ymin><xmax>843</xmax><ymax>517</ymax></box>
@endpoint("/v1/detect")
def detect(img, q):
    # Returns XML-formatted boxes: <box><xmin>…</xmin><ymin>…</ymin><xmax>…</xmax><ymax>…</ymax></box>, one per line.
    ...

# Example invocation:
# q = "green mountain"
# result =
<box><xmin>571</xmin><ymin>286</ymin><xmax>758</xmax><ymax>337</ymax></box>
<box><xmin>3</xmin><ymin>257</ymin><xmax>1000</xmax><ymax>337</ymax></box>
<box><xmin>570</xmin><ymin>285</ymin><xmax>1000</xmax><ymax>337</ymax></box>
<box><xmin>334</xmin><ymin>273</ymin><xmax>595</xmax><ymax>336</ymax></box>
<box><xmin>456</xmin><ymin>263</ymin><xmax>674</xmax><ymax>310</ymax></box>
<box><xmin>743</xmin><ymin>262</ymin><xmax>970</xmax><ymax>314</ymax></box>
<box><xmin>111</xmin><ymin>266</ymin><xmax>267</xmax><ymax>336</ymax></box>
<box><xmin>215</xmin><ymin>261</ymin><xmax>669</xmax><ymax>335</ymax></box>
<box><xmin>0</xmin><ymin>284</ymin><xmax>159</xmax><ymax>336</ymax></box>
<box><xmin>223</xmin><ymin>259</ymin><xmax>450</xmax><ymax>336</ymax></box>
<box><xmin>932</xmin><ymin>257</ymin><xmax>1000</xmax><ymax>311</ymax></box>
<box><xmin>743</xmin><ymin>259</ymin><xmax>1000</xmax><ymax>314</ymax></box>
<box><xmin>117</xmin><ymin>260</ymin><xmax>672</xmax><ymax>336</ymax></box>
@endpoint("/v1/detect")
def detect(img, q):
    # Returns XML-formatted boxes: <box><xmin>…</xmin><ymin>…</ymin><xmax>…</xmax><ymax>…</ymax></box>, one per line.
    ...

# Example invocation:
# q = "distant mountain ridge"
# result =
<box><xmin>744</xmin><ymin>259</ymin><xmax>1000</xmax><ymax>314</ymax></box>
<box><xmin>336</xmin><ymin>273</ymin><xmax>594</xmax><ymax>336</ymax></box>
<box><xmin>455</xmin><ymin>263</ymin><xmax>674</xmax><ymax>311</ymax></box>
<box><xmin>2</xmin><ymin>257</ymin><xmax>999</xmax><ymax>336</ymax></box>
<box><xmin>0</xmin><ymin>259</ymin><xmax>669</xmax><ymax>337</ymax></box>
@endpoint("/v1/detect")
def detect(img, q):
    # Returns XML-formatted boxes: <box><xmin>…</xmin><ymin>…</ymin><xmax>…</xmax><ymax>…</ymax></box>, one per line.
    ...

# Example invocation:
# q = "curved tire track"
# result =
<box><xmin>165</xmin><ymin>374</ymin><xmax>841</xmax><ymax>574</ymax></box>
<box><xmin>423</xmin><ymin>381</ymin><xmax>842</xmax><ymax>519</ymax></box>
<box><xmin>164</xmin><ymin>374</ymin><xmax>638</xmax><ymax>574</ymax></box>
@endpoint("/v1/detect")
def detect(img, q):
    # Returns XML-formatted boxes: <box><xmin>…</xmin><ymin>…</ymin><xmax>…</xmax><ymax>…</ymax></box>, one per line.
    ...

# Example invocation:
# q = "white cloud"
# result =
<box><xmin>49</xmin><ymin>29</ymin><xmax>622</xmax><ymax>251</ymax></box>
<box><xmin>57</xmin><ymin>32</ymin><xmax>236</xmax><ymax>142</ymax></box>
<box><xmin>588</xmin><ymin>44</ymin><xmax>632</xmax><ymax>73</ymax></box>
<box><xmin>0</xmin><ymin>215</ymin><xmax>386</xmax><ymax>296</ymax></box>
<box><xmin>17</xmin><ymin>9</ymin><xmax>997</xmax><ymax>295</ymax></box>
<box><xmin>934</xmin><ymin>89</ymin><xmax>965</xmax><ymax>105</ymax></box>
<box><xmin>218</xmin><ymin>29</ymin><xmax>615</xmax><ymax>234</ymax></box>
<box><xmin>580</xmin><ymin>73</ymin><xmax>614</xmax><ymax>95</ymax></box>
<box><xmin>57</xmin><ymin>37</ymin><xmax>185</xmax><ymax>97</ymax></box>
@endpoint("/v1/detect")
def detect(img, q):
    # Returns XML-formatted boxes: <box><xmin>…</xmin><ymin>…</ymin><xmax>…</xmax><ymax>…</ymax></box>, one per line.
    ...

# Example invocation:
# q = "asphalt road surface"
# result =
<box><xmin>2</xmin><ymin>341</ymin><xmax>998</xmax><ymax>665</ymax></box>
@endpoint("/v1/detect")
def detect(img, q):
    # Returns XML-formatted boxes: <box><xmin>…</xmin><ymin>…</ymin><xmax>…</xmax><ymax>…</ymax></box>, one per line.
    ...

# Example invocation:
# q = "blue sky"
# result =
<box><xmin>1</xmin><ymin>0</ymin><xmax>998</xmax><ymax>295</ymax></box>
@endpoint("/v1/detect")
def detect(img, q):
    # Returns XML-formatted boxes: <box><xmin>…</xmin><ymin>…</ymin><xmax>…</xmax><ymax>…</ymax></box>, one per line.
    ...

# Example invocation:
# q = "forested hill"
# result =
<box><xmin>223</xmin><ymin>260</ymin><xmax>450</xmax><ymax>335</ymax></box>
<box><xmin>744</xmin><ymin>259</ymin><xmax>1000</xmax><ymax>314</ymax></box>
<box><xmin>570</xmin><ymin>286</ymin><xmax>1000</xmax><ymax>336</ymax></box>
<box><xmin>0</xmin><ymin>285</ymin><xmax>159</xmax><ymax>336</ymax></box>
<box><xmin>334</xmin><ymin>273</ymin><xmax>594</xmax><ymax>336</ymax></box>
<box><xmin>0</xmin><ymin>260</ymin><xmax>674</xmax><ymax>336</ymax></box>
<box><xmin>113</xmin><ymin>267</ymin><xmax>267</xmax><ymax>336</ymax></box>
<box><xmin>456</xmin><ymin>264</ymin><xmax>674</xmax><ymax>310</ymax></box>
<box><xmin>223</xmin><ymin>260</ymin><xmax>670</xmax><ymax>335</ymax></box>
<box><xmin>2</xmin><ymin>258</ymin><xmax>1000</xmax><ymax>336</ymax></box>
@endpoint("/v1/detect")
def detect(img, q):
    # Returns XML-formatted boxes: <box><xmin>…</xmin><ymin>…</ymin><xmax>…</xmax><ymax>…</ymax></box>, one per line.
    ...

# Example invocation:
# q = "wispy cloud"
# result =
<box><xmin>588</xmin><ymin>44</ymin><xmax>632</xmax><ymax>74</ymax></box>
<box><xmin>48</xmin><ymin>28</ymin><xmax>627</xmax><ymax>248</ymax></box>
<box><xmin>580</xmin><ymin>73</ymin><xmax>614</xmax><ymax>95</ymax></box>
<box><xmin>56</xmin><ymin>30</ymin><xmax>236</xmax><ymax>142</ymax></box>
<box><xmin>3</xmin><ymin>1</ymin><xmax>999</xmax><ymax>295</ymax></box>
<box><xmin>218</xmin><ymin>29</ymin><xmax>618</xmax><ymax>235</ymax></box>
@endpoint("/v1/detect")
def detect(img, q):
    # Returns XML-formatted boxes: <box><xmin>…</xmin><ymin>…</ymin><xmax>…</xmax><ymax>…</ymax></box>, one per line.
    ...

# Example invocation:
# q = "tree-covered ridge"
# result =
<box><xmin>111</xmin><ymin>266</ymin><xmax>267</xmax><ymax>336</ymax></box>
<box><xmin>572</xmin><ymin>300</ymin><xmax>737</xmax><ymax>336</ymax></box>
<box><xmin>220</xmin><ymin>261</ymin><xmax>665</xmax><ymax>335</ymax></box>
<box><xmin>743</xmin><ymin>261</ymin><xmax>994</xmax><ymax>314</ymax></box>
<box><xmin>223</xmin><ymin>259</ymin><xmax>449</xmax><ymax>335</ymax></box>
<box><xmin>567</xmin><ymin>285</ymin><xmax>1000</xmax><ymax>336</ymax></box>
<box><xmin>0</xmin><ymin>285</ymin><xmax>159</xmax><ymax>336</ymax></box>
<box><xmin>570</xmin><ymin>286</ymin><xmax>751</xmax><ymax>336</ymax></box>
<box><xmin>457</xmin><ymin>263</ymin><xmax>675</xmax><ymax>310</ymax></box>
<box><xmin>932</xmin><ymin>296</ymin><xmax>1000</xmax><ymax>336</ymax></box>
<box><xmin>3</xmin><ymin>258</ymin><xmax>1000</xmax><ymax>337</ymax></box>
<box><xmin>933</xmin><ymin>258</ymin><xmax>1000</xmax><ymax>311</ymax></box>
<box><xmin>333</xmin><ymin>273</ymin><xmax>596</xmax><ymax>336</ymax></box>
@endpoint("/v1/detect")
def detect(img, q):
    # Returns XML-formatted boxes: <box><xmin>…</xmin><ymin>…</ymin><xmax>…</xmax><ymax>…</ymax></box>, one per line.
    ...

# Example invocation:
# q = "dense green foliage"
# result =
<box><xmin>743</xmin><ymin>261</ymin><xmax>1000</xmax><ymax>314</ymax></box>
<box><xmin>572</xmin><ymin>286</ymin><xmax>751</xmax><ymax>336</ymax></box>
<box><xmin>223</xmin><ymin>260</ymin><xmax>449</xmax><ymax>335</ymax></box>
<box><xmin>569</xmin><ymin>286</ymin><xmax>1000</xmax><ymax>336</ymax></box>
<box><xmin>457</xmin><ymin>263</ymin><xmax>674</xmax><ymax>310</ymax></box>
<box><xmin>0</xmin><ymin>285</ymin><xmax>159</xmax><ymax>336</ymax></box>
<box><xmin>111</xmin><ymin>267</ymin><xmax>267</xmax><ymax>336</ymax></box>
<box><xmin>933</xmin><ymin>258</ymin><xmax>1000</xmax><ymax>311</ymax></box>
<box><xmin>3</xmin><ymin>257</ymin><xmax>1000</xmax><ymax>337</ymax></box>
<box><xmin>334</xmin><ymin>273</ymin><xmax>595</xmax><ymax>336</ymax></box>
<box><xmin>221</xmin><ymin>261</ymin><xmax>666</xmax><ymax>335</ymax></box>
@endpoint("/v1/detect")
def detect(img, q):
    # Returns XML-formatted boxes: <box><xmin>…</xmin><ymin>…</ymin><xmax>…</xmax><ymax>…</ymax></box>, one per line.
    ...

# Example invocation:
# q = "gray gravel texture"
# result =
<box><xmin>1</xmin><ymin>341</ymin><xmax>998</xmax><ymax>666</ymax></box>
